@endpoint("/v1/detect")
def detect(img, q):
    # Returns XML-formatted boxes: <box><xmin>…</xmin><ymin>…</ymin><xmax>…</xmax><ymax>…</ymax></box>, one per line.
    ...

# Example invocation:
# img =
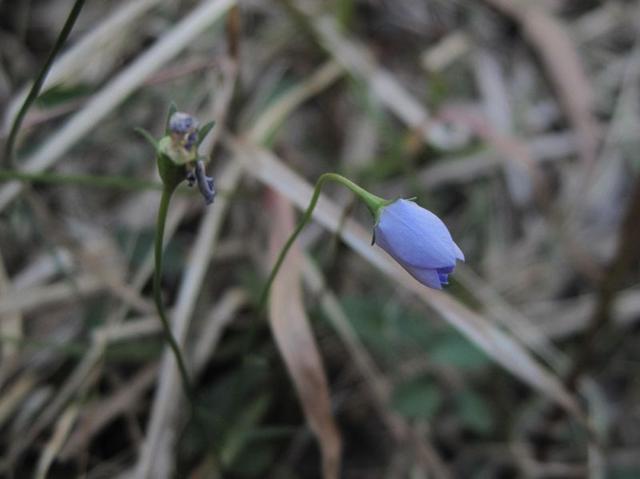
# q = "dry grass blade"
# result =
<box><xmin>191</xmin><ymin>288</ymin><xmax>248</xmax><ymax>375</ymax></box>
<box><xmin>454</xmin><ymin>265</ymin><xmax>567</xmax><ymax>371</ymax></box>
<box><xmin>473</xmin><ymin>48</ymin><xmax>532</xmax><ymax>205</ymax></box>
<box><xmin>59</xmin><ymin>364</ymin><xmax>158</xmax><ymax>460</ymax></box>
<box><xmin>530</xmin><ymin>288</ymin><xmax>640</xmax><ymax>340</ymax></box>
<box><xmin>0</xmin><ymin>375</ymin><xmax>37</xmax><ymax>428</ymax></box>
<box><xmin>248</xmin><ymin>60</ymin><xmax>343</xmax><ymax>143</ymax></box>
<box><xmin>50</xmin><ymin>288</ymin><xmax>244</xmax><ymax>462</ymax></box>
<box><xmin>483</xmin><ymin>0</ymin><xmax>599</xmax><ymax>173</ymax></box>
<box><xmin>0</xmin><ymin>0</ymin><xmax>236</xmax><ymax>211</ymax></box>
<box><xmin>267</xmin><ymin>191</ymin><xmax>342</xmax><ymax>479</ymax></box>
<box><xmin>0</xmin><ymin>274</ymin><xmax>104</xmax><ymax>317</ymax></box>
<box><xmin>34</xmin><ymin>404</ymin><xmax>78</xmax><ymax>479</ymax></box>
<box><xmin>436</xmin><ymin>105</ymin><xmax>545</xmax><ymax>201</ymax></box>
<box><xmin>302</xmin><ymin>257</ymin><xmax>452</xmax><ymax>479</ymax></box>
<box><xmin>0</xmin><ymin>197</ymin><xmax>190</xmax><ymax>466</ymax></box>
<box><xmin>231</xmin><ymin>139</ymin><xmax>584</xmax><ymax>422</ymax></box>
<box><xmin>0</xmin><ymin>256</ymin><xmax>22</xmax><ymax>363</ymax></box>
<box><xmin>295</xmin><ymin>10</ymin><xmax>462</xmax><ymax>150</ymax></box>
<box><xmin>416</xmin><ymin>131</ymin><xmax>576</xmax><ymax>189</ymax></box>
<box><xmin>1</xmin><ymin>0</ymin><xmax>163</xmax><ymax>135</ymax></box>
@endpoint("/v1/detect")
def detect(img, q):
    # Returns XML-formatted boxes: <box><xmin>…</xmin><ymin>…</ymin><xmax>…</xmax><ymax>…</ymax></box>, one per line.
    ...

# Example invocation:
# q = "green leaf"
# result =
<box><xmin>105</xmin><ymin>338</ymin><xmax>163</xmax><ymax>363</ymax></box>
<box><xmin>221</xmin><ymin>394</ymin><xmax>271</xmax><ymax>467</ymax></box>
<box><xmin>155</xmin><ymin>136</ymin><xmax>187</xmax><ymax>190</ymax></box>
<box><xmin>179</xmin><ymin>362</ymin><xmax>271</xmax><ymax>464</ymax></box>
<box><xmin>197</xmin><ymin>120</ymin><xmax>216</xmax><ymax>147</ymax></box>
<box><xmin>455</xmin><ymin>390</ymin><xmax>494</xmax><ymax>435</ymax></box>
<box><xmin>430</xmin><ymin>333</ymin><xmax>490</xmax><ymax>371</ymax></box>
<box><xmin>229</xmin><ymin>442</ymin><xmax>277</xmax><ymax>477</ymax></box>
<box><xmin>339</xmin><ymin>296</ymin><xmax>436</xmax><ymax>361</ymax></box>
<box><xmin>36</xmin><ymin>84</ymin><xmax>92</xmax><ymax>108</ymax></box>
<box><xmin>391</xmin><ymin>376</ymin><xmax>442</xmax><ymax>419</ymax></box>
<box><xmin>610</xmin><ymin>467</ymin><xmax>640</xmax><ymax>479</ymax></box>
<box><xmin>335</xmin><ymin>0</ymin><xmax>355</xmax><ymax>29</ymax></box>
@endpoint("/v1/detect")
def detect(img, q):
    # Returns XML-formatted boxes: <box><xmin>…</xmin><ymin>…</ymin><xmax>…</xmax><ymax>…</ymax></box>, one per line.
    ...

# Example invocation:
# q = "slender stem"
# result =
<box><xmin>154</xmin><ymin>186</ymin><xmax>195</xmax><ymax>403</ymax></box>
<box><xmin>155</xmin><ymin>184</ymin><xmax>222</xmax><ymax>467</ymax></box>
<box><xmin>257</xmin><ymin>172</ymin><xmax>384</xmax><ymax>311</ymax></box>
<box><xmin>3</xmin><ymin>0</ymin><xmax>87</xmax><ymax>167</ymax></box>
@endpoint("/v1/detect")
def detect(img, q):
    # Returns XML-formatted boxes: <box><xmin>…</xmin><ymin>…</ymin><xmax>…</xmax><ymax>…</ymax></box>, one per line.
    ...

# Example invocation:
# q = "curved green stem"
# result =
<box><xmin>154</xmin><ymin>186</ymin><xmax>195</xmax><ymax>402</ymax></box>
<box><xmin>3</xmin><ymin>0</ymin><xmax>87</xmax><ymax>167</ymax></box>
<box><xmin>258</xmin><ymin>172</ymin><xmax>385</xmax><ymax>311</ymax></box>
<box><xmin>155</xmin><ymin>184</ymin><xmax>223</xmax><ymax>468</ymax></box>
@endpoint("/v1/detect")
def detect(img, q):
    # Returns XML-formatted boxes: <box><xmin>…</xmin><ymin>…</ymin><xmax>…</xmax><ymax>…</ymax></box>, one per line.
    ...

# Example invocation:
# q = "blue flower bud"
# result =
<box><xmin>138</xmin><ymin>106</ymin><xmax>216</xmax><ymax>199</ymax></box>
<box><xmin>169</xmin><ymin>112</ymin><xmax>199</xmax><ymax>134</ymax></box>
<box><xmin>159</xmin><ymin>112</ymin><xmax>201</xmax><ymax>166</ymax></box>
<box><xmin>373</xmin><ymin>199</ymin><xmax>464</xmax><ymax>289</ymax></box>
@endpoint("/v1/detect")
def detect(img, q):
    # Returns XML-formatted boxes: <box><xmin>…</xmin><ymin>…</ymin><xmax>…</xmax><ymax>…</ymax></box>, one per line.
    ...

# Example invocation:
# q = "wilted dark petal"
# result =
<box><xmin>195</xmin><ymin>160</ymin><xmax>215</xmax><ymax>205</ymax></box>
<box><xmin>438</xmin><ymin>272</ymin><xmax>449</xmax><ymax>285</ymax></box>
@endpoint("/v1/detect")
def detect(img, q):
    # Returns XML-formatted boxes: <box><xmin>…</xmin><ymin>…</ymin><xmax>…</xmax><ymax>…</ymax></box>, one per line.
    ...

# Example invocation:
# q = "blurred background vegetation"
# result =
<box><xmin>1</xmin><ymin>0</ymin><xmax>640</xmax><ymax>478</ymax></box>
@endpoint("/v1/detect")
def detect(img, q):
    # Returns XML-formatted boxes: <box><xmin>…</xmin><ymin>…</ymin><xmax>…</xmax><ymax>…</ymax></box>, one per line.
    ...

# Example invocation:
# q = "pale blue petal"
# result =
<box><xmin>375</xmin><ymin>199</ymin><xmax>457</xmax><ymax>269</ymax></box>
<box><xmin>437</xmin><ymin>265</ymin><xmax>455</xmax><ymax>274</ymax></box>
<box><xmin>404</xmin><ymin>265</ymin><xmax>442</xmax><ymax>289</ymax></box>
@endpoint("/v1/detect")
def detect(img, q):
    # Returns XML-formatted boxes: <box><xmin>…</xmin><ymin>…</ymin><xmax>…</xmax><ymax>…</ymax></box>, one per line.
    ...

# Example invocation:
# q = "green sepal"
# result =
<box><xmin>372</xmin><ymin>197</ymin><xmax>400</xmax><ymax>225</ymax></box>
<box><xmin>164</xmin><ymin>102</ymin><xmax>178</xmax><ymax>135</ymax></box>
<box><xmin>157</xmin><ymin>151</ymin><xmax>186</xmax><ymax>191</ymax></box>
<box><xmin>357</xmin><ymin>188</ymin><xmax>390</xmax><ymax>224</ymax></box>
<box><xmin>134</xmin><ymin>127</ymin><xmax>158</xmax><ymax>150</ymax></box>
<box><xmin>197</xmin><ymin>121</ymin><xmax>215</xmax><ymax>147</ymax></box>
<box><xmin>157</xmin><ymin>136</ymin><xmax>197</xmax><ymax>165</ymax></box>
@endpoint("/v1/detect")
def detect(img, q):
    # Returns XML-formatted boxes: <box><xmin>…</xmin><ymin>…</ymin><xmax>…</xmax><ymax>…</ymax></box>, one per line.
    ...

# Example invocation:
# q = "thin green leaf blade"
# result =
<box><xmin>197</xmin><ymin>121</ymin><xmax>215</xmax><ymax>146</ymax></box>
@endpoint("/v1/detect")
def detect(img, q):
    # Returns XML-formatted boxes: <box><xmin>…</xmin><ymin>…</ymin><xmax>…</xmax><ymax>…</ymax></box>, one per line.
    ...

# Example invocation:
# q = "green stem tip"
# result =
<box><xmin>258</xmin><ymin>173</ymin><xmax>388</xmax><ymax>311</ymax></box>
